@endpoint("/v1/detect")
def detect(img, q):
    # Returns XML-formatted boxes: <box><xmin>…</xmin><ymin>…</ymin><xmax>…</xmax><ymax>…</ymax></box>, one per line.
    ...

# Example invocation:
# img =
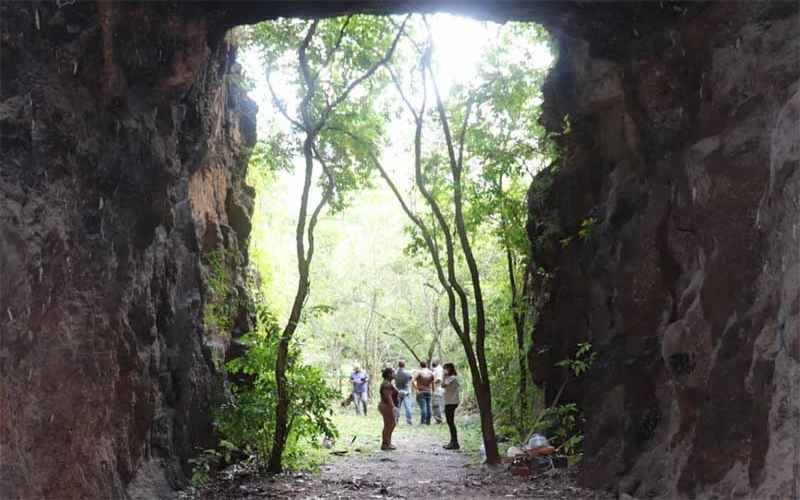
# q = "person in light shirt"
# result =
<box><xmin>350</xmin><ymin>365</ymin><xmax>369</xmax><ymax>416</ymax></box>
<box><xmin>431</xmin><ymin>358</ymin><xmax>445</xmax><ymax>424</ymax></box>
<box><xmin>441</xmin><ymin>362</ymin><xmax>461</xmax><ymax>450</ymax></box>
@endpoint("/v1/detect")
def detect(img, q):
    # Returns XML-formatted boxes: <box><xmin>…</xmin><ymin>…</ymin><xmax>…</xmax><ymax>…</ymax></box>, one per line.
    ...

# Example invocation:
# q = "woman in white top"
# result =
<box><xmin>441</xmin><ymin>362</ymin><xmax>460</xmax><ymax>450</ymax></box>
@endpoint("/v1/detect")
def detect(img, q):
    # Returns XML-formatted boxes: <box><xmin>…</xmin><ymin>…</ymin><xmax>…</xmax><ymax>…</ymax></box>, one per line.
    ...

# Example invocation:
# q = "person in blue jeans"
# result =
<box><xmin>350</xmin><ymin>365</ymin><xmax>369</xmax><ymax>416</ymax></box>
<box><xmin>394</xmin><ymin>361</ymin><xmax>413</xmax><ymax>425</ymax></box>
<box><xmin>412</xmin><ymin>361</ymin><xmax>435</xmax><ymax>425</ymax></box>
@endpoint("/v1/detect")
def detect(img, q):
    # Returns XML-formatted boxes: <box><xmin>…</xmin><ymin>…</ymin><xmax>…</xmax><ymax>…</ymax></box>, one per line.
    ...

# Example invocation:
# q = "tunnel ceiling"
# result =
<box><xmin>208</xmin><ymin>1</ymin><xmax>710</xmax><ymax>59</ymax></box>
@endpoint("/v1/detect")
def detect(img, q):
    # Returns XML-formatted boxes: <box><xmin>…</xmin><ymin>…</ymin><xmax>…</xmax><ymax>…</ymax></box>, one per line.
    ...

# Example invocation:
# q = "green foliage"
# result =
<box><xmin>528</xmin><ymin>343</ymin><xmax>598</xmax><ymax>461</ymax></box>
<box><xmin>188</xmin><ymin>441</ymin><xmax>237</xmax><ymax>486</ymax></box>
<box><xmin>244</xmin><ymin>15</ymin><xmax>401</xmax><ymax>213</ymax></box>
<box><xmin>556</xmin><ymin>341</ymin><xmax>597</xmax><ymax>377</ymax></box>
<box><xmin>239</xmin><ymin>13</ymin><xmax>558</xmax><ymax>469</ymax></box>
<box><xmin>215</xmin><ymin>305</ymin><xmax>339</xmax><ymax>469</ymax></box>
<box><xmin>560</xmin><ymin>114</ymin><xmax>572</xmax><ymax>136</ymax></box>
<box><xmin>430</xmin><ymin>22</ymin><xmax>550</xmax><ymax>440</ymax></box>
<box><xmin>577</xmin><ymin>217</ymin><xmax>597</xmax><ymax>243</ymax></box>
<box><xmin>484</xmin><ymin>322</ymin><xmax>538</xmax><ymax>436</ymax></box>
<box><xmin>188</xmin><ymin>448</ymin><xmax>221</xmax><ymax>486</ymax></box>
<box><xmin>203</xmin><ymin>251</ymin><xmax>237</xmax><ymax>333</ymax></box>
<box><xmin>535</xmin><ymin>403</ymin><xmax>582</xmax><ymax>456</ymax></box>
<box><xmin>559</xmin><ymin>217</ymin><xmax>598</xmax><ymax>247</ymax></box>
<box><xmin>229</xmin><ymin>68</ymin><xmax>256</xmax><ymax>93</ymax></box>
<box><xmin>250</xmin><ymin>131</ymin><xmax>297</xmax><ymax>175</ymax></box>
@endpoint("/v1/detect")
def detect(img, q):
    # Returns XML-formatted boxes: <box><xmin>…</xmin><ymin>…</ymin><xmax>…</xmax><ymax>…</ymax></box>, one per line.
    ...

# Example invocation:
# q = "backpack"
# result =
<box><xmin>417</xmin><ymin>371</ymin><xmax>433</xmax><ymax>391</ymax></box>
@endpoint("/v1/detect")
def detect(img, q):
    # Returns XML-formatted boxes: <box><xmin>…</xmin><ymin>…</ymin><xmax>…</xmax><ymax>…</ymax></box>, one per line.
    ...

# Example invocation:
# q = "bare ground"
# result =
<box><xmin>183</xmin><ymin>416</ymin><xmax>614</xmax><ymax>500</ymax></box>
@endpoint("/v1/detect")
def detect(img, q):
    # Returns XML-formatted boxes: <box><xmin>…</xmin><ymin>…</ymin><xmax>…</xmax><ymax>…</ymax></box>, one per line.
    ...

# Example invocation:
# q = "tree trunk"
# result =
<box><xmin>267</xmin><ymin>136</ymin><xmax>315</xmax><ymax>473</ymax></box>
<box><xmin>507</xmin><ymin>247</ymin><xmax>528</xmax><ymax>423</ymax></box>
<box><xmin>268</xmin><ymin>287</ymin><xmax>308</xmax><ymax>472</ymax></box>
<box><xmin>264</xmin><ymin>17</ymin><xmax>409</xmax><ymax>473</ymax></box>
<box><xmin>428</xmin><ymin>63</ymin><xmax>500</xmax><ymax>465</ymax></box>
<box><xmin>515</xmin><ymin>318</ymin><xmax>528</xmax><ymax>422</ymax></box>
<box><xmin>333</xmin><ymin>52</ymin><xmax>503</xmax><ymax>463</ymax></box>
<box><xmin>474</xmin><ymin>379</ymin><xmax>500</xmax><ymax>462</ymax></box>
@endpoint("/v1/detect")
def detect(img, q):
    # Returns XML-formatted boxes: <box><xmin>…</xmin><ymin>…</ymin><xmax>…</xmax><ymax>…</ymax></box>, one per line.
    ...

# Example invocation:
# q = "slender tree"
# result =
<box><xmin>329</xmin><ymin>18</ymin><xmax>550</xmax><ymax>463</ymax></box>
<box><xmin>248</xmin><ymin>15</ymin><xmax>408</xmax><ymax>472</ymax></box>
<box><xmin>330</xmin><ymin>43</ymin><xmax>505</xmax><ymax>459</ymax></box>
<box><xmin>463</xmin><ymin>24</ymin><xmax>550</xmax><ymax>426</ymax></box>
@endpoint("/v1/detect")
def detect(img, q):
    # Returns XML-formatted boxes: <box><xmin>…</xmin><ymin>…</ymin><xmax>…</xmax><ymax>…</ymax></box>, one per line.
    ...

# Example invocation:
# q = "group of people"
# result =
<box><xmin>350</xmin><ymin>359</ymin><xmax>461</xmax><ymax>452</ymax></box>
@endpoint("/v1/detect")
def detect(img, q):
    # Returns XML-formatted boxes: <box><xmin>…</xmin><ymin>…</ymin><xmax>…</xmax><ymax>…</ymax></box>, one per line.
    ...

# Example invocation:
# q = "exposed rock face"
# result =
<box><xmin>1</xmin><ymin>2</ymin><xmax>255</xmax><ymax>498</ymax></box>
<box><xmin>1</xmin><ymin>1</ymin><xmax>796</xmax><ymax>499</ymax></box>
<box><xmin>530</xmin><ymin>2</ymin><xmax>799</xmax><ymax>498</ymax></box>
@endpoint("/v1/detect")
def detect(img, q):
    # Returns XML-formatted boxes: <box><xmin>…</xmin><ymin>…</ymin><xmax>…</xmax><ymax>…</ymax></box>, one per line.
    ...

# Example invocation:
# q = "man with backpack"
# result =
<box><xmin>394</xmin><ymin>361</ymin><xmax>414</xmax><ymax>425</ymax></box>
<box><xmin>412</xmin><ymin>361</ymin><xmax>435</xmax><ymax>425</ymax></box>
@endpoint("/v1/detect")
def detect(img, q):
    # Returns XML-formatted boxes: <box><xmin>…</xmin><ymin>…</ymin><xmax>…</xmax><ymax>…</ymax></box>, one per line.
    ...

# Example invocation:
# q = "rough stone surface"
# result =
<box><xmin>530</xmin><ymin>2</ymin><xmax>799</xmax><ymax>499</ymax></box>
<box><xmin>1</xmin><ymin>2</ymin><xmax>255</xmax><ymax>498</ymax></box>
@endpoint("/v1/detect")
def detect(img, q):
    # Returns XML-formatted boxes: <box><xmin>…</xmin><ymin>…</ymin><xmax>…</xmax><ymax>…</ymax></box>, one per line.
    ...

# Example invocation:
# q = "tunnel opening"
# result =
<box><xmin>218</xmin><ymin>11</ymin><xmax>560</xmax><ymax>478</ymax></box>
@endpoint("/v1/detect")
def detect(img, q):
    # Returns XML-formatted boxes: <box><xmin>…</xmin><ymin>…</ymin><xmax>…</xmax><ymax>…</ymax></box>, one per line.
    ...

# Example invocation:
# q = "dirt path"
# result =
<box><xmin>185</xmin><ymin>415</ymin><xmax>612</xmax><ymax>500</ymax></box>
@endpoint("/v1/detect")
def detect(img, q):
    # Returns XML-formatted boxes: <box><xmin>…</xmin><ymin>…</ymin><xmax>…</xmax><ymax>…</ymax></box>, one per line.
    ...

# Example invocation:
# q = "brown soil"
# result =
<box><xmin>183</xmin><ymin>430</ymin><xmax>613</xmax><ymax>500</ymax></box>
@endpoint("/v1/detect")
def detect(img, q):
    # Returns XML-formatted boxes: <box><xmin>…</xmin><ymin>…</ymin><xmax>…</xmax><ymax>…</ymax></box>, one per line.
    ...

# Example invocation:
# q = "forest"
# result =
<box><xmin>191</xmin><ymin>13</ymin><xmax>589</xmax><ymax>483</ymax></box>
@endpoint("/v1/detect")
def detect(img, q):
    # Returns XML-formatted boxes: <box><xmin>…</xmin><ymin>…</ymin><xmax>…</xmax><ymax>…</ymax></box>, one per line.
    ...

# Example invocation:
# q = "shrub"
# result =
<box><xmin>214</xmin><ymin>305</ymin><xmax>339</xmax><ymax>469</ymax></box>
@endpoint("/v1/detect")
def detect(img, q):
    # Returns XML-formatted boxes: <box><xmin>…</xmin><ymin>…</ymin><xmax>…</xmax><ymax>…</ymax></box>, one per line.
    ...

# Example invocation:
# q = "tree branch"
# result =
<box><xmin>318</xmin><ymin>15</ymin><xmax>352</xmax><ymax>76</ymax></box>
<box><xmin>414</xmin><ymin>53</ymin><xmax>475</xmax><ymax>363</ymax></box>
<box><xmin>382</xmin><ymin>331</ymin><xmax>423</xmax><ymax>365</ymax></box>
<box><xmin>327</xmin><ymin>125</ymin><xmax>469</xmax><ymax>345</ymax></box>
<box><xmin>456</xmin><ymin>79</ymin><xmax>493</xmax><ymax>170</ymax></box>
<box><xmin>386</xmin><ymin>53</ymin><xmax>475</xmax><ymax>352</ymax></box>
<box><xmin>314</xmin><ymin>14</ymin><xmax>411</xmax><ymax>135</ymax></box>
<box><xmin>298</xmin><ymin>20</ymin><xmax>320</xmax><ymax>130</ymax></box>
<box><xmin>426</xmin><ymin>48</ymin><xmax>489</xmax><ymax>387</ymax></box>
<box><xmin>386</xmin><ymin>64</ymin><xmax>418</xmax><ymax>122</ymax></box>
<box><xmin>305</xmin><ymin>142</ymin><xmax>341</xmax><ymax>267</ymax></box>
<box><xmin>266</xmin><ymin>70</ymin><xmax>304</xmax><ymax>131</ymax></box>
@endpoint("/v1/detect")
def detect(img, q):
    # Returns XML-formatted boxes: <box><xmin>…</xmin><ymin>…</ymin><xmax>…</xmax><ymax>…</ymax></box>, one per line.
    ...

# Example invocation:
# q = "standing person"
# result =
<box><xmin>442</xmin><ymin>362</ymin><xmax>461</xmax><ymax>450</ymax></box>
<box><xmin>378</xmin><ymin>367</ymin><xmax>398</xmax><ymax>450</ymax></box>
<box><xmin>412</xmin><ymin>361</ymin><xmax>434</xmax><ymax>425</ymax></box>
<box><xmin>394</xmin><ymin>360</ymin><xmax>414</xmax><ymax>425</ymax></box>
<box><xmin>431</xmin><ymin>359</ymin><xmax>445</xmax><ymax>425</ymax></box>
<box><xmin>350</xmin><ymin>365</ymin><xmax>369</xmax><ymax>416</ymax></box>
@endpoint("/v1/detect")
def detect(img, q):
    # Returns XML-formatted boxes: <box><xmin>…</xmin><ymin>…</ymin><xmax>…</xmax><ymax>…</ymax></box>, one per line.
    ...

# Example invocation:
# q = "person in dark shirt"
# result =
<box><xmin>394</xmin><ymin>360</ymin><xmax>413</xmax><ymax>425</ymax></box>
<box><xmin>412</xmin><ymin>361</ymin><xmax>434</xmax><ymax>425</ymax></box>
<box><xmin>378</xmin><ymin>367</ymin><xmax>398</xmax><ymax>451</ymax></box>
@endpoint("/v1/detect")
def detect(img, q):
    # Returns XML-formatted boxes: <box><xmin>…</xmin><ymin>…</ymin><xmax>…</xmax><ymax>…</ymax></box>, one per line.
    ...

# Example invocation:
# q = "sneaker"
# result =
<box><xmin>443</xmin><ymin>443</ymin><xmax>454</xmax><ymax>450</ymax></box>
<box><xmin>381</xmin><ymin>444</ymin><xmax>396</xmax><ymax>451</ymax></box>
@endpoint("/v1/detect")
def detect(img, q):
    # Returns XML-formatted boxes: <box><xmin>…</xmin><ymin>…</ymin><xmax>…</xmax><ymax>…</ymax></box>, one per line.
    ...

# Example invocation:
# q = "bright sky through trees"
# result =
<box><xmin>227</xmin><ymin>14</ymin><xmax>557</xmax><ymax>468</ymax></box>
<box><xmin>243</xmin><ymin>14</ymin><xmax>552</xmax><ymax>129</ymax></box>
<box><xmin>241</xmin><ymin>13</ymin><xmax>553</xmax><ymax>350</ymax></box>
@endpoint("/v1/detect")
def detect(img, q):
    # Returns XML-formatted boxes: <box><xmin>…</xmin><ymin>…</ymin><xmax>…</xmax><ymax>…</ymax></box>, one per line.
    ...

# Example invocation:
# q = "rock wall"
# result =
<box><xmin>530</xmin><ymin>2</ymin><xmax>799</xmax><ymax>498</ymax></box>
<box><xmin>0</xmin><ymin>2</ymin><xmax>255</xmax><ymax>498</ymax></box>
